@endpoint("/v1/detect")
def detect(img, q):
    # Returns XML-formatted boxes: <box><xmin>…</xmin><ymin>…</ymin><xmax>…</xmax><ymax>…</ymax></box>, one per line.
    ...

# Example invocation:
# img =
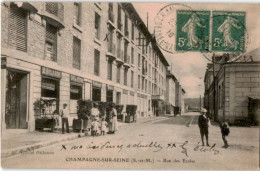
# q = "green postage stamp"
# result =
<box><xmin>212</xmin><ymin>11</ymin><xmax>246</xmax><ymax>52</ymax></box>
<box><xmin>176</xmin><ymin>10</ymin><xmax>210</xmax><ymax>52</ymax></box>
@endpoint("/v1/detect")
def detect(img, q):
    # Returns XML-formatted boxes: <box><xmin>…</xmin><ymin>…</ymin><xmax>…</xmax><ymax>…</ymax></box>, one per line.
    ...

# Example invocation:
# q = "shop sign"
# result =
<box><xmin>107</xmin><ymin>85</ymin><xmax>114</xmax><ymax>91</ymax></box>
<box><xmin>1</xmin><ymin>56</ymin><xmax>6</xmax><ymax>69</ymax></box>
<box><xmin>123</xmin><ymin>89</ymin><xmax>128</xmax><ymax>94</ymax></box>
<box><xmin>70</xmin><ymin>74</ymin><xmax>83</xmax><ymax>84</ymax></box>
<box><xmin>41</xmin><ymin>67</ymin><xmax>61</xmax><ymax>79</ymax></box>
<box><xmin>93</xmin><ymin>81</ymin><xmax>102</xmax><ymax>88</ymax></box>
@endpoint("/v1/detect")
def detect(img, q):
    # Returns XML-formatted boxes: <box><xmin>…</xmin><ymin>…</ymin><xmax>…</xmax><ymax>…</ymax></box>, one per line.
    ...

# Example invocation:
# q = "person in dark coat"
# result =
<box><xmin>198</xmin><ymin>108</ymin><xmax>210</xmax><ymax>146</ymax></box>
<box><xmin>220</xmin><ymin>120</ymin><xmax>230</xmax><ymax>148</ymax></box>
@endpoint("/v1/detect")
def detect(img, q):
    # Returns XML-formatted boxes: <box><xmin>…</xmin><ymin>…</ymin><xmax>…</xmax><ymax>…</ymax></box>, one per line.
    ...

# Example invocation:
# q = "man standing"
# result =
<box><xmin>60</xmin><ymin>103</ymin><xmax>70</xmax><ymax>134</ymax></box>
<box><xmin>198</xmin><ymin>108</ymin><xmax>210</xmax><ymax>146</ymax></box>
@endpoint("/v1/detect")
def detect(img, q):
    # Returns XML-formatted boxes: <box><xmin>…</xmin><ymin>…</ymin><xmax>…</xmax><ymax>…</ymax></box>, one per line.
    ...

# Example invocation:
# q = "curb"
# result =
<box><xmin>1</xmin><ymin>116</ymin><xmax>169</xmax><ymax>158</ymax></box>
<box><xmin>1</xmin><ymin>134</ymin><xmax>80</xmax><ymax>158</ymax></box>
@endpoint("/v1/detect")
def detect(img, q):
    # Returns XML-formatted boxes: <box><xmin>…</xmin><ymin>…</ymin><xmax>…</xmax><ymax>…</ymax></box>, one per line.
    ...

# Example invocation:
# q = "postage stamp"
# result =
<box><xmin>176</xmin><ymin>10</ymin><xmax>210</xmax><ymax>52</ymax></box>
<box><xmin>212</xmin><ymin>11</ymin><xmax>246</xmax><ymax>52</ymax></box>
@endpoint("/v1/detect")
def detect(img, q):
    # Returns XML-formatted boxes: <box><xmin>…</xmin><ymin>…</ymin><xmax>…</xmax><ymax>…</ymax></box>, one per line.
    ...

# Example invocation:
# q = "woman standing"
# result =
<box><xmin>108</xmin><ymin>103</ymin><xmax>118</xmax><ymax>134</ymax></box>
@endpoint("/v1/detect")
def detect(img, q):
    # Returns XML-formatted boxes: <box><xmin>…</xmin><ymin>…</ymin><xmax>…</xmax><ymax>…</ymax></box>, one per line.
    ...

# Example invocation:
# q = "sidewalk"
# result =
<box><xmin>1</xmin><ymin>116</ymin><xmax>167</xmax><ymax>158</ymax></box>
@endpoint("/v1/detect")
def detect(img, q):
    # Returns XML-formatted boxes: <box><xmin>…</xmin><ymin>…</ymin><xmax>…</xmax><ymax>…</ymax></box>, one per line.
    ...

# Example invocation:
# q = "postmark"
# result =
<box><xmin>154</xmin><ymin>4</ymin><xmax>192</xmax><ymax>53</ymax></box>
<box><xmin>176</xmin><ymin>10</ymin><xmax>210</xmax><ymax>52</ymax></box>
<box><xmin>212</xmin><ymin>11</ymin><xmax>246</xmax><ymax>52</ymax></box>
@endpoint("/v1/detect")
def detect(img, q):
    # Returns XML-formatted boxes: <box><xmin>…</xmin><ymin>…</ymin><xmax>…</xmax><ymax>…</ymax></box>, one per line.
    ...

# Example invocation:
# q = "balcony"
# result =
<box><xmin>106</xmin><ymin>43</ymin><xmax>116</xmax><ymax>61</ymax></box>
<box><xmin>107</xmin><ymin>10</ymin><xmax>116</xmax><ymax>29</ymax></box>
<box><xmin>12</xmin><ymin>2</ymin><xmax>38</xmax><ymax>13</ymax></box>
<box><xmin>41</xmin><ymin>2</ymin><xmax>64</xmax><ymax>28</ymax></box>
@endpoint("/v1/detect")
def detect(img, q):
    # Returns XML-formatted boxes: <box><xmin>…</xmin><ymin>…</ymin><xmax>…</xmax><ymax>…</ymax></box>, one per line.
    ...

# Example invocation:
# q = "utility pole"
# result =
<box><xmin>212</xmin><ymin>53</ymin><xmax>216</xmax><ymax>121</ymax></box>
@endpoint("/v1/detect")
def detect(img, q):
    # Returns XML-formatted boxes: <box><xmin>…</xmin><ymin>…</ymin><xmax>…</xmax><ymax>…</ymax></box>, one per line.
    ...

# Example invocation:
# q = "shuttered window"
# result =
<box><xmin>45</xmin><ymin>24</ymin><xmax>57</xmax><ymax>62</ymax></box>
<box><xmin>46</xmin><ymin>2</ymin><xmax>58</xmax><ymax>16</ymax></box>
<box><xmin>8</xmin><ymin>6</ymin><xmax>27</xmax><ymax>52</ymax></box>
<box><xmin>73</xmin><ymin>37</ymin><xmax>81</xmax><ymax>69</ymax></box>
<box><xmin>94</xmin><ymin>49</ymin><xmax>100</xmax><ymax>76</ymax></box>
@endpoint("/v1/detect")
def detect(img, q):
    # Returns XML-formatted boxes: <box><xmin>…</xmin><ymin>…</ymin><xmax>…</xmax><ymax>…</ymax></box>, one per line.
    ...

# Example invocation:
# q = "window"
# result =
<box><xmin>108</xmin><ymin>3</ymin><xmax>114</xmax><ymax>22</ymax></box>
<box><xmin>9</xmin><ymin>6</ymin><xmax>27</xmax><ymax>52</ymax></box>
<box><xmin>131</xmin><ymin>22</ymin><xmax>135</xmax><ymax>41</ymax></box>
<box><xmin>70</xmin><ymin>84</ymin><xmax>82</xmax><ymax>100</ymax></box>
<box><xmin>124</xmin><ymin>69</ymin><xmax>128</xmax><ymax>86</ymax></box>
<box><xmin>106</xmin><ymin>90</ymin><xmax>113</xmax><ymax>102</ymax></box>
<box><xmin>116</xmin><ymin>66</ymin><xmax>121</xmax><ymax>83</ymax></box>
<box><xmin>138</xmin><ymin>54</ymin><xmax>141</xmax><ymax>68</ymax></box>
<box><xmin>92</xmin><ymin>87</ymin><xmax>101</xmax><ymax>101</ymax></box>
<box><xmin>45</xmin><ymin>24</ymin><xmax>57</xmax><ymax>62</ymax></box>
<box><xmin>107</xmin><ymin>60</ymin><xmax>113</xmax><ymax>80</ymax></box>
<box><xmin>117</xmin><ymin>4</ymin><xmax>122</xmax><ymax>30</ymax></box>
<box><xmin>74</xmin><ymin>3</ymin><xmax>81</xmax><ymax>26</ymax></box>
<box><xmin>138</xmin><ymin>75</ymin><xmax>140</xmax><ymax>89</ymax></box>
<box><xmin>94</xmin><ymin>49</ymin><xmax>100</xmax><ymax>76</ymax></box>
<box><xmin>131</xmin><ymin>71</ymin><xmax>134</xmax><ymax>88</ymax></box>
<box><xmin>125</xmin><ymin>14</ymin><xmax>128</xmax><ymax>36</ymax></box>
<box><xmin>142</xmin><ymin>77</ymin><xmax>144</xmax><ymax>90</ymax></box>
<box><xmin>131</xmin><ymin>47</ymin><xmax>134</xmax><ymax>64</ymax></box>
<box><xmin>73</xmin><ymin>37</ymin><xmax>81</xmax><ymax>69</ymax></box>
<box><xmin>95</xmin><ymin>13</ymin><xmax>101</xmax><ymax>39</ymax></box>
<box><xmin>41</xmin><ymin>77</ymin><xmax>60</xmax><ymax>114</ymax></box>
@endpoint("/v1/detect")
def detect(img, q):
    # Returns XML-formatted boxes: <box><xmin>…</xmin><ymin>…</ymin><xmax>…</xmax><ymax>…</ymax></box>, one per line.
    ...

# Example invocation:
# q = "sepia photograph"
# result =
<box><xmin>1</xmin><ymin>1</ymin><xmax>260</xmax><ymax>170</ymax></box>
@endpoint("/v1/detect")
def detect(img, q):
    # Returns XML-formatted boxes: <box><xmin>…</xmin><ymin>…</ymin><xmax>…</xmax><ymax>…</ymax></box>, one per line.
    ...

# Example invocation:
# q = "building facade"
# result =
<box><xmin>204</xmin><ymin>48</ymin><xmax>260</xmax><ymax>124</ymax></box>
<box><xmin>1</xmin><ymin>2</ymin><xmax>169</xmax><ymax>132</ymax></box>
<box><xmin>165</xmin><ymin>70</ymin><xmax>177</xmax><ymax>115</ymax></box>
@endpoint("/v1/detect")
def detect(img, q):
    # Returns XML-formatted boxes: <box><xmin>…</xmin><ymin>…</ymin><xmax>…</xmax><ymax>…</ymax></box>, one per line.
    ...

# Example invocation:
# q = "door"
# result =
<box><xmin>5</xmin><ymin>70</ymin><xmax>28</xmax><ymax>129</ymax></box>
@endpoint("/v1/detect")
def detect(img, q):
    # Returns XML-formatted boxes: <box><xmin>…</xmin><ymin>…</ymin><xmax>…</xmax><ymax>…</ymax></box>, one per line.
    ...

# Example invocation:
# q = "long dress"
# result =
<box><xmin>109</xmin><ymin>108</ymin><xmax>118</xmax><ymax>132</ymax></box>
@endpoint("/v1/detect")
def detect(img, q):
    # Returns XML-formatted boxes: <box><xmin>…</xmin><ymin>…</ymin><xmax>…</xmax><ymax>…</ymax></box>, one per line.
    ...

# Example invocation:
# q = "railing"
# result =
<box><xmin>108</xmin><ymin>10</ymin><xmax>114</xmax><ymax>23</ymax></box>
<box><xmin>45</xmin><ymin>2</ymin><xmax>64</xmax><ymax>22</ymax></box>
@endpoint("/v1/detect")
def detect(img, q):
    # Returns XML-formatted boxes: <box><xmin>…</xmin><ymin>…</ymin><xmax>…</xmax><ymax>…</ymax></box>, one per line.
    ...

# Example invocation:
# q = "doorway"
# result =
<box><xmin>5</xmin><ymin>69</ymin><xmax>28</xmax><ymax>129</ymax></box>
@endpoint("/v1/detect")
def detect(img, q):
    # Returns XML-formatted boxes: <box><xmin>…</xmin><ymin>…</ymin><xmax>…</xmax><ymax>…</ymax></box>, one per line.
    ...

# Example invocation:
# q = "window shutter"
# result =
<box><xmin>9</xmin><ymin>7</ymin><xmax>27</xmax><ymax>52</ymax></box>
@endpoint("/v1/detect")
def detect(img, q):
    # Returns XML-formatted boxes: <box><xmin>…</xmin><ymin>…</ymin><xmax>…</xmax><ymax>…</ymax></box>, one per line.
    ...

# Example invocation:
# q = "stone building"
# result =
<box><xmin>204</xmin><ymin>48</ymin><xmax>260</xmax><ymax>124</ymax></box>
<box><xmin>1</xmin><ymin>2</ymin><xmax>169</xmax><ymax>132</ymax></box>
<box><xmin>165</xmin><ymin>70</ymin><xmax>177</xmax><ymax>115</ymax></box>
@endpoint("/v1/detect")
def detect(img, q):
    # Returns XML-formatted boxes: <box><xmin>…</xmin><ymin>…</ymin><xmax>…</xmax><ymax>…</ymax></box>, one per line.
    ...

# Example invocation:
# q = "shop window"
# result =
<box><xmin>94</xmin><ymin>49</ymin><xmax>100</xmax><ymax>76</ymax></box>
<box><xmin>74</xmin><ymin>2</ymin><xmax>81</xmax><ymax>26</ymax></box>
<box><xmin>116</xmin><ymin>92</ymin><xmax>121</xmax><ymax>105</ymax></box>
<box><xmin>95</xmin><ymin>13</ymin><xmax>101</xmax><ymax>39</ymax></box>
<box><xmin>70</xmin><ymin>84</ymin><xmax>82</xmax><ymax>113</ymax></box>
<box><xmin>92</xmin><ymin>87</ymin><xmax>101</xmax><ymax>101</ymax></box>
<box><xmin>41</xmin><ymin>78</ymin><xmax>59</xmax><ymax>115</ymax></box>
<box><xmin>106</xmin><ymin>90</ymin><xmax>113</xmax><ymax>102</ymax></box>
<box><xmin>73</xmin><ymin>37</ymin><xmax>81</xmax><ymax>69</ymax></box>
<box><xmin>45</xmin><ymin>24</ymin><xmax>57</xmax><ymax>62</ymax></box>
<box><xmin>9</xmin><ymin>6</ymin><xmax>27</xmax><ymax>52</ymax></box>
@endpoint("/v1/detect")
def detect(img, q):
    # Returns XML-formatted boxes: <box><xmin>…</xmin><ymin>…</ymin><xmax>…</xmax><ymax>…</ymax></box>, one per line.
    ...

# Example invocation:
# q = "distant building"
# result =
<box><xmin>166</xmin><ymin>70</ymin><xmax>177</xmax><ymax>115</ymax></box>
<box><xmin>204</xmin><ymin>48</ymin><xmax>260</xmax><ymax>124</ymax></box>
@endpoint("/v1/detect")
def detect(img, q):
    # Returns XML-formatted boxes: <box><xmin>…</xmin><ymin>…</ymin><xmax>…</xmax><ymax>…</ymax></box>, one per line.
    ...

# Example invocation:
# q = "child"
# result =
<box><xmin>101</xmin><ymin>118</ymin><xmax>108</xmax><ymax>136</ymax></box>
<box><xmin>91</xmin><ymin>117</ymin><xmax>100</xmax><ymax>137</ymax></box>
<box><xmin>220</xmin><ymin>120</ymin><xmax>230</xmax><ymax>148</ymax></box>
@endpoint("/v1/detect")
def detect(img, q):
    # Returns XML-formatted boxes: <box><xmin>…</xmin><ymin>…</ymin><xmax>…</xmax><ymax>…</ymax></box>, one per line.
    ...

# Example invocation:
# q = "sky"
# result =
<box><xmin>133</xmin><ymin>2</ymin><xmax>260</xmax><ymax>98</ymax></box>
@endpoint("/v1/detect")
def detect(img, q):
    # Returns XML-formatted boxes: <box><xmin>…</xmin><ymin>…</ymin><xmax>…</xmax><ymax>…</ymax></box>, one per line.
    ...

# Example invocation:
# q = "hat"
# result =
<box><xmin>201</xmin><ymin>108</ymin><xmax>207</xmax><ymax>113</ymax></box>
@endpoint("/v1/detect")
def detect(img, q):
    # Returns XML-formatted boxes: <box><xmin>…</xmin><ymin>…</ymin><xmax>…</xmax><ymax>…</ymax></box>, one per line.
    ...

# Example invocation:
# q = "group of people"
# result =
<box><xmin>198</xmin><ymin>108</ymin><xmax>230</xmax><ymax>148</ymax></box>
<box><xmin>90</xmin><ymin>102</ymin><xmax>118</xmax><ymax>136</ymax></box>
<box><xmin>59</xmin><ymin>102</ymin><xmax>118</xmax><ymax>136</ymax></box>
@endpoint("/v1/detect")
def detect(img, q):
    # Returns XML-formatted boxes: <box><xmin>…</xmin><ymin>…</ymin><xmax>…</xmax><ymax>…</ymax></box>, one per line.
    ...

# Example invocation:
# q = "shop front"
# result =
<box><xmin>92</xmin><ymin>81</ymin><xmax>102</xmax><ymax>101</ymax></box>
<box><xmin>70</xmin><ymin>74</ymin><xmax>83</xmax><ymax>115</ymax></box>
